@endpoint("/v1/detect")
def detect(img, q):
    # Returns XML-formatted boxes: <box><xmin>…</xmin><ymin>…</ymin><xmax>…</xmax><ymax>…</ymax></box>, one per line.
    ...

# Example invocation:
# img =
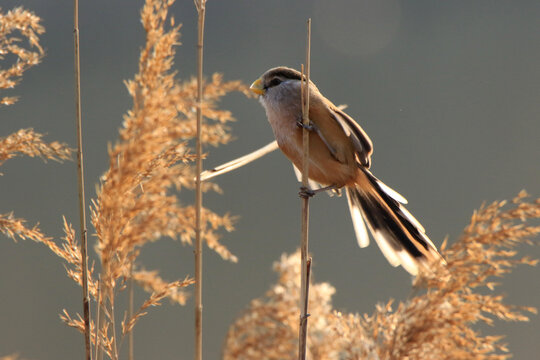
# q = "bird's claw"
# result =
<box><xmin>299</xmin><ymin>186</ymin><xmax>315</xmax><ymax>198</ymax></box>
<box><xmin>296</xmin><ymin>120</ymin><xmax>315</xmax><ymax>132</ymax></box>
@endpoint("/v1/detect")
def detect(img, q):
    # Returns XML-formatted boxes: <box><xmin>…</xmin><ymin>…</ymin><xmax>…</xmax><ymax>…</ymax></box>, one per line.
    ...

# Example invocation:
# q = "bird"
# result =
<box><xmin>249</xmin><ymin>66</ymin><xmax>444</xmax><ymax>276</ymax></box>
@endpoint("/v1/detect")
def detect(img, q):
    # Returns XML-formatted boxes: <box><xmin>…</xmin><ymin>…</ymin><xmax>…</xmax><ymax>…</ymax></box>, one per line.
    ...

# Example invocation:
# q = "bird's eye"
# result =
<box><xmin>267</xmin><ymin>77</ymin><xmax>282</xmax><ymax>88</ymax></box>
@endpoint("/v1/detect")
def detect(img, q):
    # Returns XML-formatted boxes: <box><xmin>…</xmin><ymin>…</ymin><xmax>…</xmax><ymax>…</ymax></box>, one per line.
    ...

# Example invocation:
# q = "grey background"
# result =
<box><xmin>1</xmin><ymin>0</ymin><xmax>539</xmax><ymax>359</ymax></box>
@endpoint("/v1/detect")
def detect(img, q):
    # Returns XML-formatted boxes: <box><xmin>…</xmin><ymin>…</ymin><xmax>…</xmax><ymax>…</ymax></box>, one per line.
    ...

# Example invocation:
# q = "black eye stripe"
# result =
<box><xmin>266</xmin><ymin>77</ymin><xmax>283</xmax><ymax>89</ymax></box>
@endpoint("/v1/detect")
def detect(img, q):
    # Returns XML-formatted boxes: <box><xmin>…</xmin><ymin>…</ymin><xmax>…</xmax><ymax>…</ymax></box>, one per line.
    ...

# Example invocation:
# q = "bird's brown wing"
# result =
<box><xmin>308</xmin><ymin>98</ymin><xmax>355</xmax><ymax>165</ymax></box>
<box><xmin>329</xmin><ymin>106</ymin><xmax>373</xmax><ymax>168</ymax></box>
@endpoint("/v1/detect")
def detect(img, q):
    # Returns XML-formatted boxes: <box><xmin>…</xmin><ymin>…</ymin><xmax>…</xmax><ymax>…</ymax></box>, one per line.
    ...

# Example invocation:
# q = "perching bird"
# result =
<box><xmin>250</xmin><ymin>66</ymin><xmax>444</xmax><ymax>275</ymax></box>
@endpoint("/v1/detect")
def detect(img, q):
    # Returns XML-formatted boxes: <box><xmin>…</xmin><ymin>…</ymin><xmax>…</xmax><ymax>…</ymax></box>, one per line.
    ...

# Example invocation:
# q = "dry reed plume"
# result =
<box><xmin>0</xmin><ymin>7</ymin><xmax>72</xmax><ymax>358</ymax></box>
<box><xmin>0</xmin><ymin>354</ymin><xmax>27</xmax><ymax>360</ymax></box>
<box><xmin>1</xmin><ymin>6</ymin><xmax>71</xmax><ymax>245</ymax></box>
<box><xmin>0</xmin><ymin>6</ymin><xmax>70</xmax><ymax>168</ymax></box>
<box><xmin>0</xmin><ymin>7</ymin><xmax>44</xmax><ymax>107</ymax></box>
<box><xmin>3</xmin><ymin>0</ymin><xmax>249</xmax><ymax>358</ymax></box>
<box><xmin>61</xmin><ymin>0</ymin><xmax>249</xmax><ymax>358</ymax></box>
<box><xmin>2</xmin><ymin>2</ymin><xmax>538</xmax><ymax>360</ymax></box>
<box><xmin>0</xmin><ymin>128</ymin><xmax>71</xmax><ymax>167</ymax></box>
<box><xmin>224</xmin><ymin>191</ymin><xmax>539</xmax><ymax>360</ymax></box>
<box><xmin>89</xmin><ymin>0</ymin><xmax>245</xmax><ymax>307</ymax></box>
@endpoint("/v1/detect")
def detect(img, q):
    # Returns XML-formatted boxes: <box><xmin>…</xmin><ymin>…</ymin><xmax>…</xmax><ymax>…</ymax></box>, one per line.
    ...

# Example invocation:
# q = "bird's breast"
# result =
<box><xmin>263</xmin><ymin>101</ymin><xmax>300</xmax><ymax>150</ymax></box>
<box><xmin>264</xmin><ymin>105</ymin><xmax>356</xmax><ymax>187</ymax></box>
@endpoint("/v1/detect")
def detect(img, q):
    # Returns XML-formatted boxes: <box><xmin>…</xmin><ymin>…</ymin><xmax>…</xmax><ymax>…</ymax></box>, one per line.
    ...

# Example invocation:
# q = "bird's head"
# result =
<box><xmin>250</xmin><ymin>66</ymin><xmax>316</xmax><ymax>98</ymax></box>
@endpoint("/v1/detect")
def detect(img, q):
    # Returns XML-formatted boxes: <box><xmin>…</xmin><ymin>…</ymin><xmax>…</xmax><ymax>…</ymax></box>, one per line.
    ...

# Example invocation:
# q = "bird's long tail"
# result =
<box><xmin>346</xmin><ymin>167</ymin><xmax>444</xmax><ymax>275</ymax></box>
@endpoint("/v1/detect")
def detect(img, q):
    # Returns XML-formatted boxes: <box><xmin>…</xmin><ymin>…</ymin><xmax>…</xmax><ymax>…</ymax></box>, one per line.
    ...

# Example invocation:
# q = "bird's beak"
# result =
<box><xmin>250</xmin><ymin>78</ymin><xmax>265</xmax><ymax>96</ymax></box>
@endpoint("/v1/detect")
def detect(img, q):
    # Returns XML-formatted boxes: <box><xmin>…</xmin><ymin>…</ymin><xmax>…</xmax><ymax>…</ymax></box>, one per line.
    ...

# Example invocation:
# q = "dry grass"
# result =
<box><xmin>223</xmin><ymin>191</ymin><xmax>539</xmax><ymax>360</ymax></box>
<box><xmin>0</xmin><ymin>6</ymin><xmax>71</xmax><ymax>243</ymax></box>
<box><xmin>121</xmin><ymin>276</ymin><xmax>195</xmax><ymax>335</ymax></box>
<box><xmin>0</xmin><ymin>6</ymin><xmax>70</xmax><ymax>168</ymax></box>
<box><xmin>0</xmin><ymin>354</ymin><xmax>27</xmax><ymax>360</ymax></box>
<box><xmin>89</xmin><ymin>0</ymin><xmax>245</xmax><ymax>305</ymax></box>
<box><xmin>2</xmin><ymin>0</ymin><xmax>248</xmax><ymax>359</ymax></box>
<box><xmin>0</xmin><ymin>128</ymin><xmax>72</xmax><ymax>166</ymax></box>
<box><xmin>2</xmin><ymin>2</ymin><xmax>539</xmax><ymax>360</ymax></box>
<box><xmin>0</xmin><ymin>6</ymin><xmax>73</xmax><ymax>359</ymax></box>
<box><xmin>0</xmin><ymin>7</ymin><xmax>44</xmax><ymax>107</ymax></box>
<box><xmin>65</xmin><ymin>0</ymin><xmax>248</xmax><ymax>358</ymax></box>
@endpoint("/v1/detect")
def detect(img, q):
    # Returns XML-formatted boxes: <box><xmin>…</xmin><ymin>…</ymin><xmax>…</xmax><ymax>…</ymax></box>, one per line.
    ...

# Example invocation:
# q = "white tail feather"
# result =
<box><xmin>396</xmin><ymin>251</ymin><xmax>419</xmax><ymax>276</ymax></box>
<box><xmin>346</xmin><ymin>188</ymin><xmax>370</xmax><ymax>248</ymax></box>
<box><xmin>371</xmin><ymin>229</ymin><xmax>402</xmax><ymax>267</ymax></box>
<box><xmin>377</xmin><ymin>179</ymin><xmax>408</xmax><ymax>204</ymax></box>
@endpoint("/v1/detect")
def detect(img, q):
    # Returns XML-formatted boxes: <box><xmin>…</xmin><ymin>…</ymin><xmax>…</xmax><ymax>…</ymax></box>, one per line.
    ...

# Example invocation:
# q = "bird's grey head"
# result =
<box><xmin>250</xmin><ymin>66</ymin><xmax>317</xmax><ymax>110</ymax></box>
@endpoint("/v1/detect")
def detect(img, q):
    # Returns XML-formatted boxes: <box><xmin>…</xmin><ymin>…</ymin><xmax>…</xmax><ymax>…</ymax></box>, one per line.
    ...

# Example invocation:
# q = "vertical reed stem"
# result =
<box><xmin>95</xmin><ymin>280</ymin><xmax>102</xmax><ymax>360</ymax></box>
<box><xmin>298</xmin><ymin>18</ymin><xmax>312</xmax><ymax>360</ymax></box>
<box><xmin>110</xmin><ymin>298</ymin><xmax>119</xmax><ymax>360</ymax></box>
<box><xmin>128</xmin><ymin>264</ymin><xmax>135</xmax><ymax>360</ymax></box>
<box><xmin>73</xmin><ymin>1</ymin><xmax>92</xmax><ymax>359</ymax></box>
<box><xmin>194</xmin><ymin>1</ymin><xmax>207</xmax><ymax>360</ymax></box>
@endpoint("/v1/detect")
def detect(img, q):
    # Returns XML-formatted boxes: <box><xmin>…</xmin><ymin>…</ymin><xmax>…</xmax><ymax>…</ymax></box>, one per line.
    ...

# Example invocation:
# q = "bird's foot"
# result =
<box><xmin>299</xmin><ymin>186</ymin><xmax>315</xmax><ymax>198</ymax></box>
<box><xmin>296</xmin><ymin>119</ymin><xmax>316</xmax><ymax>132</ymax></box>
<box><xmin>299</xmin><ymin>184</ymin><xmax>339</xmax><ymax>199</ymax></box>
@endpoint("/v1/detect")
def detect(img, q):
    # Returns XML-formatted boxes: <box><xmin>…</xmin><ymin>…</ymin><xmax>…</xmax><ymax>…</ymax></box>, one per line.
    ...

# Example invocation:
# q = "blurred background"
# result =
<box><xmin>1</xmin><ymin>0</ymin><xmax>539</xmax><ymax>358</ymax></box>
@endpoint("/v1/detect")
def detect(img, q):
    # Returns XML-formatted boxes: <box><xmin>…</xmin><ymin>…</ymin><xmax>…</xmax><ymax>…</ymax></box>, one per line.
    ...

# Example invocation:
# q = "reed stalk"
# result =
<box><xmin>73</xmin><ymin>0</ymin><xmax>92</xmax><ymax>358</ymax></box>
<box><xmin>95</xmin><ymin>280</ymin><xmax>102</xmax><ymax>360</ymax></box>
<box><xmin>109</xmin><ymin>299</ymin><xmax>119</xmax><ymax>360</ymax></box>
<box><xmin>194</xmin><ymin>1</ymin><xmax>207</xmax><ymax>360</ymax></box>
<box><xmin>298</xmin><ymin>18</ymin><xmax>312</xmax><ymax>360</ymax></box>
<box><xmin>128</xmin><ymin>264</ymin><xmax>134</xmax><ymax>360</ymax></box>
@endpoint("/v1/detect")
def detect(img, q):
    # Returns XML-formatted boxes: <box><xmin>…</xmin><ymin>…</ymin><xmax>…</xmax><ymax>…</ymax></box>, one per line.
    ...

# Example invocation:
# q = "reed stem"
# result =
<box><xmin>298</xmin><ymin>18</ymin><xmax>312</xmax><ymax>360</ymax></box>
<box><xmin>128</xmin><ymin>264</ymin><xmax>135</xmax><ymax>360</ymax></box>
<box><xmin>95</xmin><ymin>280</ymin><xmax>102</xmax><ymax>360</ymax></box>
<box><xmin>110</xmin><ymin>298</ymin><xmax>119</xmax><ymax>360</ymax></box>
<box><xmin>194</xmin><ymin>1</ymin><xmax>207</xmax><ymax>360</ymax></box>
<box><xmin>73</xmin><ymin>0</ymin><xmax>92</xmax><ymax>358</ymax></box>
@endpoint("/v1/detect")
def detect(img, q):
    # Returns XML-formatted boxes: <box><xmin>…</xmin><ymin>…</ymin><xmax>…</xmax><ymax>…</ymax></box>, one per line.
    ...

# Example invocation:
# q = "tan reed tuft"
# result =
<box><xmin>3</xmin><ymin>2</ymin><xmax>537</xmax><ymax>359</ymax></box>
<box><xmin>0</xmin><ymin>354</ymin><xmax>28</xmax><ymax>360</ymax></box>
<box><xmin>71</xmin><ymin>0</ymin><xmax>247</xmax><ymax>357</ymax></box>
<box><xmin>223</xmin><ymin>191</ymin><xmax>539</xmax><ymax>360</ymax></box>
<box><xmin>0</xmin><ymin>7</ymin><xmax>44</xmax><ymax>107</ymax></box>
<box><xmin>0</xmin><ymin>7</ymin><xmax>71</xmax><ymax>167</ymax></box>
<box><xmin>2</xmin><ymin>1</ymin><xmax>248</xmax><ymax>358</ymax></box>
<box><xmin>0</xmin><ymin>7</ymin><xmax>72</xmax><ymax>248</ymax></box>
<box><xmin>90</xmin><ymin>0</ymin><xmax>245</xmax><ymax>309</ymax></box>
<box><xmin>132</xmin><ymin>269</ymin><xmax>192</xmax><ymax>306</ymax></box>
<box><xmin>121</xmin><ymin>276</ymin><xmax>195</xmax><ymax>335</ymax></box>
<box><xmin>0</xmin><ymin>129</ymin><xmax>72</xmax><ymax>166</ymax></box>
